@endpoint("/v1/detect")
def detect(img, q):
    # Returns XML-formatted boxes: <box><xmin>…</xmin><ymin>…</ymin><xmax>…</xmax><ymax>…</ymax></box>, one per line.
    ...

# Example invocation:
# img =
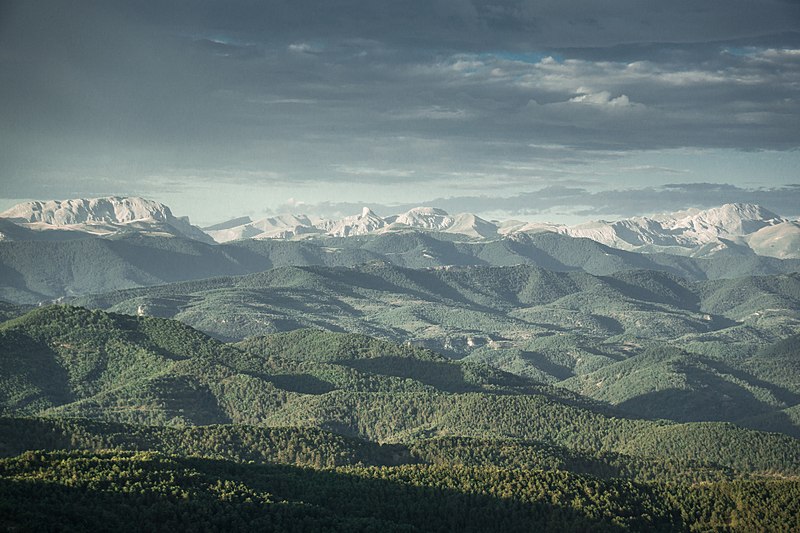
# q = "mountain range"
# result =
<box><xmin>2</xmin><ymin>196</ymin><xmax>798</xmax><ymax>259</ymax></box>
<box><xmin>206</xmin><ymin>201</ymin><xmax>800</xmax><ymax>259</ymax></box>
<box><xmin>3</xmin><ymin>304</ymin><xmax>799</xmax><ymax>468</ymax></box>
<box><xmin>60</xmin><ymin>263</ymin><xmax>799</xmax><ymax>436</ymax></box>
<box><xmin>0</xmin><ymin>196</ymin><xmax>212</xmax><ymax>243</ymax></box>
<box><xmin>2</xmin><ymin>195</ymin><xmax>800</xmax><ymax>530</ymax></box>
<box><xmin>2</xmin><ymin>227</ymin><xmax>799</xmax><ymax>305</ymax></box>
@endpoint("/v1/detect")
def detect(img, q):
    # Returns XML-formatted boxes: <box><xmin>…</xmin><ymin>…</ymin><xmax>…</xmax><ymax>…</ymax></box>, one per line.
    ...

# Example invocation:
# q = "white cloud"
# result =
<box><xmin>288</xmin><ymin>42</ymin><xmax>321</xmax><ymax>54</ymax></box>
<box><xmin>389</xmin><ymin>106</ymin><xmax>472</xmax><ymax>120</ymax></box>
<box><xmin>333</xmin><ymin>165</ymin><xmax>417</xmax><ymax>178</ymax></box>
<box><xmin>569</xmin><ymin>90</ymin><xmax>632</xmax><ymax>107</ymax></box>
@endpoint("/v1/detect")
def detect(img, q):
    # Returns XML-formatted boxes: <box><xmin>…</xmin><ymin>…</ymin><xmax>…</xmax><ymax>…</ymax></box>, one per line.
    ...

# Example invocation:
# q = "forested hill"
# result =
<box><xmin>3</xmin><ymin>305</ymin><xmax>800</xmax><ymax>475</ymax></box>
<box><xmin>2</xmin><ymin>231</ymin><xmax>798</xmax><ymax>303</ymax></box>
<box><xmin>73</xmin><ymin>263</ymin><xmax>800</xmax><ymax>343</ymax></box>
<box><xmin>62</xmin><ymin>264</ymin><xmax>796</xmax><ymax>427</ymax></box>
<box><xmin>3</xmin><ymin>305</ymin><xmax>800</xmax><ymax>531</ymax></box>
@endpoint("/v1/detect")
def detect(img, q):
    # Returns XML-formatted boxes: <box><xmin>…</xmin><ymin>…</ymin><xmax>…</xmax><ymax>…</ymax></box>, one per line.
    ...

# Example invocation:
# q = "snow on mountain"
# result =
<box><xmin>203</xmin><ymin>216</ymin><xmax>253</xmax><ymax>232</ymax></box>
<box><xmin>0</xmin><ymin>196</ymin><xmax>212</xmax><ymax>243</ymax></box>
<box><xmin>445</xmin><ymin>213</ymin><xmax>498</xmax><ymax>239</ymax></box>
<box><xmin>206</xmin><ymin>214</ymin><xmax>324</xmax><ymax>242</ymax></box>
<box><xmin>201</xmin><ymin>202</ymin><xmax>796</xmax><ymax>258</ymax></box>
<box><xmin>206</xmin><ymin>206</ymin><xmax>500</xmax><ymax>242</ymax></box>
<box><xmin>391</xmin><ymin>207</ymin><xmax>454</xmax><ymax>230</ymax></box>
<box><xmin>503</xmin><ymin>203</ymin><xmax>794</xmax><ymax>258</ymax></box>
<box><xmin>2</xmin><ymin>197</ymin><xmax>171</xmax><ymax>225</ymax></box>
<box><xmin>377</xmin><ymin>207</ymin><xmax>498</xmax><ymax>239</ymax></box>
<box><xmin>4</xmin><ymin>197</ymin><xmax>793</xmax><ymax>259</ymax></box>
<box><xmin>497</xmin><ymin>220</ymin><xmax>560</xmax><ymax>235</ymax></box>
<box><xmin>383</xmin><ymin>207</ymin><xmax>498</xmax><ymax>239</ymax></box>
<box><xmin>326</xmin><ymin>207</ymin><xmax>386</xmax><ymax>237</ymax></box>
<box><xmin>654</xmin><ymin>203</ymin><xmax>783</xmax><ymax>239</ymax></box>
<box><xmin>744</xmin><ymin>221</ymin><xmax>800</xmax><ymax>259</ymax></box>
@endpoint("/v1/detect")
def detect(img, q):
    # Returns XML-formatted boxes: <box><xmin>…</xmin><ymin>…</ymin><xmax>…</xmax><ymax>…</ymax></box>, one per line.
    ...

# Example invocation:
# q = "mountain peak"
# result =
<box><xmin>0</xmin><ymin>196</ymin><xmax>174</xmax><ymax>225</ymax></box>
<box><xmin>666</xmin><ymin>202</ymin><xmax>785</xmax><ymax>237</ymax></box>
<box><xmin>0</xmin><ymin>196</ymin><xmax>212</xmax><ymax>243</ymax></box>
<box><xmin>405</xmin><ymin>206</ymin><xmax>450</xmax><ymax>216</ymax></box>
<box><xmin>325</xmin><ymin>207</ymin><xmax>386</xmax><ymax>237</ymax></box>
<box><xmin>714</xmin><ymin>202</ymin><xmax>781</xmax><ymax>221</ymax></box>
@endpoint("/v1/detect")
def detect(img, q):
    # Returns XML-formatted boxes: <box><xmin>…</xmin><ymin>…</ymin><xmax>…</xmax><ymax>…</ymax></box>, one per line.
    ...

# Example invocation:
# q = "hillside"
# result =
<box><xmin>9</xmin><ymin>449</ymin><xmax>800</xmax><ymax>532</ymax></box>
<box><xmin>65</xmin><ymin>265</ymin><xmax>800</xmax><ymax>436</ymax></box>
<box><xmin>71</xmin><ymin>264</ymin><xmax>798</xmax><ymax>365</ymax></box>
<box><xmin>3</xmin><ymin>305</ymin><xmax>800</xmax><ymax>531</ymax></box>
<box><xmin>2</xmin><ymin>227</ymin><xmax>798</xmax><ymax>304</ymax></box>
<box><xmin>2</xmin><ymin>305</ymin><xmax>800</xmax><ymax>469</ymax></box>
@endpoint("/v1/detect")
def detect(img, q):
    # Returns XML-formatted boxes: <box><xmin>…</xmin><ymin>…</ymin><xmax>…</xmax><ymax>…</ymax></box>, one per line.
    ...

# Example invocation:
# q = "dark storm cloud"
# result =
<box><xmin>108</xmin><ymin>0</ymin><xmax>800</xmax><ymax>50</ymax></box>
<box><xmin>1</xmin><ymin>1</ymin><xmax>799</xmax><ymax>207</ymax></box>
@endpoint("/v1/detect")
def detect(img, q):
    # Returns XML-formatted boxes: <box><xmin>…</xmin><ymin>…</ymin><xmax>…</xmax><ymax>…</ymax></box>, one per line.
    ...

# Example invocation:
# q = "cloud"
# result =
<box><xmin>275</xmin><ymin>183</ymin><xmax>800</xmax><ymax>221</ymax></box>
<box><xmin>568</xmin><ymin>90</ymin><xmax>633</xmax><ymax>107</ymax></box>
<box><xmin>333</xmin><ymin>165</ymin><xmax>417</xmax><ymax>178</ymax></box>
<box><xmin>1</xmin><ymin>0</ymin><xmax>799</xmax><ymax>214</ymax></box>
<box><xmin>621</xmin><ymin>165</ymin><xmax>688</xmax><ymax>174</ymax></box>
<box><xmin>288</xmin><ymin>42</ymin><xmax>323</xmax><ymax>54</ymax></box>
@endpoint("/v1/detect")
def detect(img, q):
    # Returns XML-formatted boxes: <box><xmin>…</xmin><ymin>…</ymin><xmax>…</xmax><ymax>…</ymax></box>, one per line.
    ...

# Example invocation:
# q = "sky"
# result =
<box><xmin>1</xmin><ymin>1</ymin><xmax>799</xmax><ymax>226</ymax></box>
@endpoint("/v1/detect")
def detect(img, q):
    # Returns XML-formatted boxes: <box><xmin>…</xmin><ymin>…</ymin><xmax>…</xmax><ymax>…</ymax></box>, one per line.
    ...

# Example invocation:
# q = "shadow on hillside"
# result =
<box><xmin>109</xmin><ymin>238</ymin><xmax>250</xmax><ymax>282</ymax></box>
<box><xmin>615</xmin><ymin>366</ymin><xmax>799</xmax><ymax>437</ymax></box>
<box><xmin>138</xmin><ymin>374</ymin><xmax>233</xmax><ymax>426</ymax></box>
<box><xmin>700</xmin><ymin>358</ymin><xmax>800</xmax><ymax>407</ymax></box>
<box><xmin>502</xmin><ymin>238</ymin><xmax>575</xmax><ymax>272</ymax></box>
<box><xmin>601</xmin><ymin>274</ymin><xmax>700</xmax><ymax>310</ymax></box>
<box><xmin>0</xmin><ymin>263</ymin><xmax>47</xmax><ymax>303</ymax></box>
<box><xmin>267</xmin><ymin>373</ymin><xmax>337</xmax><ymax>395</ymax></box>
<box><xmin>519</xmin><ymin>351</ymin><xmax>574</xmax><ymax>381</ymax></box>
<box><xmin>341</xmin><ymin>357</ymin><xmax>477</xmax><ymax>393</ymax></box>
<box><xmin>0</xmin><ymin>455</ymin><xmax>681</xmax><ymax>531</ymax></box>
<box><xmin>3</xmin><ymin>334</ymin><xmax>75</xmax><ymax>410</ymax></box>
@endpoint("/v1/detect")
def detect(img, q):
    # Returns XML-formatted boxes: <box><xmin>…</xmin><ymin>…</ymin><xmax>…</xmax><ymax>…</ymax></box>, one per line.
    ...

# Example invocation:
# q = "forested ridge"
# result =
<box><xmin>59</xmin><ymin>263</ymin><xmax>800</xmax><ymax>440</ymax></box>
<box><xmin>2</xmin><ymin>304</ymin><xmax>799</xmax><ymax>530</ymax></box>
<box><xmin>2</xmin><ymin>449</ymin><xmax>799</xmax><ymax>531</ymax></box>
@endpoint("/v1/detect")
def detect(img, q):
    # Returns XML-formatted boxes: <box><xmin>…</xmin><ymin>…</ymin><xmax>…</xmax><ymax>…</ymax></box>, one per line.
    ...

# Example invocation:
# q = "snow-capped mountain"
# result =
<box><xmin>0</xmin><ymin>196</ymin><xmax>212</xmax><ymax>243</ymax></box>
<box><xmin>203</xmin><ymin>202</ymin><xmax>797</xmax><ymax>258</ymax></box>
<box><xmin>501</xmin><ymin>203</ymin><xmax>796</xmax><ymax>258</ymax></box>
<box><xmin>658</xmin><ymin>203</ymin><xmax>782</xmax><ymax>236</ymax></box>
<box><xmin>326</xmin><ymin>207</ymin><xmax>387</xmax><ymax>237</ymax></box>
<box><xmin>2</xmin><ymin>197</ymin><xmax>795</xmax><ymax>259</ymax></box>
<box><xmin>384</xmin><ymin>207</ymin><xmax>498</xmax><ymax>239</ymax></box>
<box><xmin>206</xmin><ymin>206</ymin><xmax>500</xmax><ymax>243</ymax></box>
<box><xmin>742</xmin><ymin>220</ymin><xmax>800</xmax><ymax>259</ymax></box>
<box><xmin>388</xmin><ymin>207</ymin><xmax>454</xmax><ymax>231</ymax></box>
<box><xmin>206</xmin><ymin>214</ymin><xmax>325</xmax><ymax>242</ymax></box>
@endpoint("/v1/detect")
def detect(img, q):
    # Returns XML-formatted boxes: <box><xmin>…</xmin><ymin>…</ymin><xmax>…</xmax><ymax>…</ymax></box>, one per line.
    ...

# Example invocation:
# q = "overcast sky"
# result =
<box><xmin>1</xmin><ymin>1</ymin><xmax>799</xmax><ymax>225</ymax></box>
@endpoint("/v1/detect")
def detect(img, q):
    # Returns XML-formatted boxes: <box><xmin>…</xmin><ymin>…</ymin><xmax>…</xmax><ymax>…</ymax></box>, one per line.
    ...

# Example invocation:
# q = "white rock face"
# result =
<box><xmin>0</xmin><ymin>196</ymin><xmax>212</xmax><ymax>242</ymax></box>
<box><xmin>445</xmin><ymin>213</ymin><xmax>498</xmax><ymax>239</ymax></box>
<box><xmin>504</xmin><ymin>203</ymin><xmax>794</xmax><ymax>257</ymax></box>
<box><xmin>744</xmin><ymin>221</ymin><xmax>800</xmax><ymax>259</ymax></box>
<box><xmin>207</xmin><ymin>214</ymin><xmax>323</xmax><ymax>242</ymax></box>
<box><xmin>326</xmin><ymin>207</ymin><xmax>386</xmax><ymax>237</ymax></box>
<box><xmin>1</xmin><ymin>197</ymin><xmax>177</xmax><ymax>225</ymax></box>
<box><xmin>393</xmin><ymin>207</ymin><xmax>454</xmax><ymax>230</ymax></box>
<box><xmin>207</xmin><ymin>205</ymin><xmax>500</xmax><ymax>242</ymax></box>
<box><xmin>202</xmin><ymin>202</ymin><xmax>796</xmax><ymax>257</ymax></box>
